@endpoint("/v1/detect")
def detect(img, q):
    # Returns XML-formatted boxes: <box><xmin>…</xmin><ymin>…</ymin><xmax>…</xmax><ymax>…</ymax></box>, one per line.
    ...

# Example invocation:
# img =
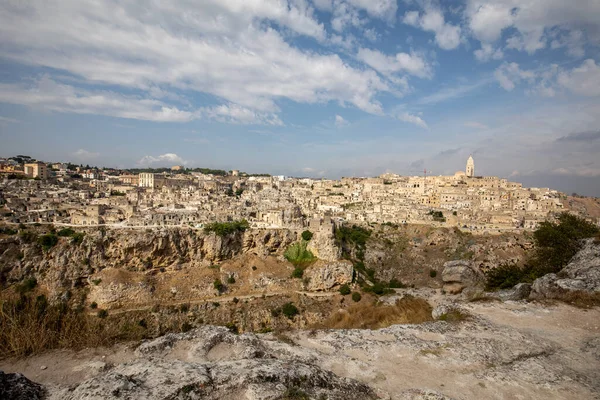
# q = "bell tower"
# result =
<box><xmin>466</xmin><ymin>155</ymin><xmax>474</xmax><ymax>177</ymax></box>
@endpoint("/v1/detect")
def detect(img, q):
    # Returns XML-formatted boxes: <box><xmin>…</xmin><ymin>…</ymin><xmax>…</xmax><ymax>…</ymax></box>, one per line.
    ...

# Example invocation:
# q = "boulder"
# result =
<box><xmin>441</xmin><ymin>260</ymin><xmax>485</xmax><ymax>294</ymax></box>
<box><xmin>305</xmin><ymin>260</ymin><xmax>353</xmax><ymax>291</ymax></box>
<box><xmin>498</xmin><ymin>283</ymin><xmax>532</xmax><ymax>301</ymax></box>
<box><xmin>0</xmin><ymin>371</ymin><xmax>46</xmax><ymax>400</ymax></box>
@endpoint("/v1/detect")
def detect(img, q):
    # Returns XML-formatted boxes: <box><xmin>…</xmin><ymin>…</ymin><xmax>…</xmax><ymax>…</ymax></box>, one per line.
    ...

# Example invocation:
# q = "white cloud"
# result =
<box><xmin>0</xmin><ymin>0</ymin><xmax>391</xmax><ymax>122</ymax></box>
<box><xmin>0</xmin><ymin>116</ymin><xmax>20</xmax><ymax>124</ymax></box>
<box><xmin>0</xmin><ymin>76</ymin><xmax>289</xmax><ymax>125</ymax></box>
<box><xmin>396</xmin><ymin>112</ymin><xmax>428</xmax><ymax>129</ymax></box>
<box><xmin>356</xmin><ymin>48</ymin><xmax>431</xmax><ymax>79</ymax></box>
<box><xmin>138</xmin><ymin>153</ymin><xmax>187</xmax><ymax>166</ymax></box>
<box><xmin>416</xmin><ymin>78</ymin><xmax>492</xmax><ymax>105</ymax></box>
<box><xmin>335</xmin><ymin>114</ymin><xmax>349</xmax><ymax>127</ymax></box>
<box><xmin>550</xmin><ymin>29</ymin><xmax>585</xmax><ymax>58</ymax></box>
<box><xmin>468</xmin><ymin>3</ymin><xmax>514</xmax><ymax>43</ymax></box>
<box><xmin>474</xmin><ymin>43</ymin><xmax>504</xmax><ymax>62</ymax></box>
<box><xmin>0</xmin><ymin>76</ymin><xmax>196</xmax><ymax>122</ymax></box>
<box><xmin>494</xmin><ymin>62</ymin><xmax>536</xmax><ymax>91</ymax></box>
<box><xmin>557</xmin><ymin>59</ymin><xmax>600</xmax><ymax>97</ymax></box>
<box><xmin>403</xmin><ymin>7</ymin><xmax>462</xmax><ymax>50</ymax></box>
<box><xmin>466</xmin><ymin>0</ymin><xmax>600</xmax><ymax>55</ymax></box>
<box><xmin>314</xmin><ymin>0</ymin><xmax>397</xmax><ymax>22</ymax></box>
<box><xmin>464</xmin><ymin>121</ymin><xmax>489</xmax><ymax>129</ymax></box>
<box><xmin>73</xmin><ymin>149</ymin><xmax>99</xmax><ymax>160</ymax></box>
<box><xmin>201</xmin><ymin>104</ymin><xmax>283</xmax><ymax>126</ymax></box>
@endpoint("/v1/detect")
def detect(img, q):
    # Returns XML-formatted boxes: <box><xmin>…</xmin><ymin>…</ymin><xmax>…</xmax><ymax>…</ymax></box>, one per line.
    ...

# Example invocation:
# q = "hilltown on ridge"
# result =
<box><xmin>0</xmin><ymin>155</ymin><xmax>587</xmax><ymax>233</ymax></box>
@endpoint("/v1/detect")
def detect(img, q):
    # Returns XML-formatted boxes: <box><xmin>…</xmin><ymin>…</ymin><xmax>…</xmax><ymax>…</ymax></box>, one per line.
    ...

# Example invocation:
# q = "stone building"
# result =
<box><xmin>24</xmin><ymin>162</ymin><xmax>48</xmax><ymax>179</ymax></box>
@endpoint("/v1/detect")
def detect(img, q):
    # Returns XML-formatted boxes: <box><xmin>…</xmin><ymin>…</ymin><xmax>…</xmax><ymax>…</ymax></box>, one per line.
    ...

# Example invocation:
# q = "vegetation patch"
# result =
<box><xmin>284</xmin><ymin>240</ymin><xmax>316</xmax><ymax>267</ymax></box>
<box><xmin>301</xmin><ymin>230</ymin><xmax>313</xmax><ymax>241</ymax></box>
<box><xmin>339</xmin><ymin>284</ymin><xmax>351</xmax><ymax>295</ymax></box>
<box><xmin>38</xmin><ymin>233</ymin><xmax>59</xmax><ymax>251</ymax></box>
<box><xmin>428</xmin><ymin>210</ymin><xmax>446</xmax><ymax>222</ymax></box>
<box><xmin>0</xmin><ymin>293</ymin><xmax>151</xmax><ymax>358</ymax></box>
<box><xmin>437</xmin><ymin>309</ymin><xmax>468</xmax><ymax>323</ymax></box>
<box><xmin>317</xmin><ymin>296</ymin><xmax>432</xmax><ymax>330</ymax></box>
<box><xmin>203</xmin><ymin>219</ymin><xmax>249</xmax><ymax>236</ymax></box>
<box><xmin>486</xmin><ymin>213</ymin><xmax>599</xmax><ymax>290</ymax></box>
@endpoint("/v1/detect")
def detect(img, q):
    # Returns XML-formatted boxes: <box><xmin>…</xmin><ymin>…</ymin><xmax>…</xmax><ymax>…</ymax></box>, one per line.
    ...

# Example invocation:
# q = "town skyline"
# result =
<box><xmin>1</xmin><ymin>1</ymin><xmax>599</xmax><ymax>196</ymax></box>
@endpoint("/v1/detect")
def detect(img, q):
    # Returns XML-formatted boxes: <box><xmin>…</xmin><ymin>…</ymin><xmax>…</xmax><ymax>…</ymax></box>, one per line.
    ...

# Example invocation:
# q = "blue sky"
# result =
<box><xmin>1</xmin><ymin>0</ymin><xmax>600</xmax><ymax>195</ymax></box>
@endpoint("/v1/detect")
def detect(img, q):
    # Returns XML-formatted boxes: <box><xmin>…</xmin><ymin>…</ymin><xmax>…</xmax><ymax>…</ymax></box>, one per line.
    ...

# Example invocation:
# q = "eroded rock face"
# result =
<box><xmin>0</xmin><ymin>371</ymin><xmax>45</xmax><ymax>400</ymax></box>
<box><xmin>0</xmin><ymin>228</ymin><xmax>299</xmax><ymax>299</ymax></box>
<box><xmin>305</xmin><ymin>260</ymin><xmax>353</xmax><ymax>291</ymax></box>
<box><xmin>61</xmin><ymin>326</ymin><xmax>378</xmax><ymax>400</ymax></box>
<box><xmin>530</xmin><ymin>238</ymin><xmax>600</xmax><ymax>300</ymax></box>
<box><xmin>441</xmin><ymin>260</ymin><xmax>485</xmax><ymax>294</ymax></box>
<box><xmin>306</xmin><ymin>231</ymin><xmax>341</xmax><ymax>262</ymax></box>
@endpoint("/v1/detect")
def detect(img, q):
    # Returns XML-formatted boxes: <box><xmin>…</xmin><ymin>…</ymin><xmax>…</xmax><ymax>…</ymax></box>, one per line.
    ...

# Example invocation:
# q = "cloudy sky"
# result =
<box><xmin>1</xmin><ymin>0</ymin><xmax>599</xmax><ymax>195</ymax></box>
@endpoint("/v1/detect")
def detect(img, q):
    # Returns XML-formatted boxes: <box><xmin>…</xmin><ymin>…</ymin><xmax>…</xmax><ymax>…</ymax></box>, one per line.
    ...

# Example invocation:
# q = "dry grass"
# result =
<box><xmin>559</xmin><ymin>291</ymin><xmax>600</xmax><ymax>309</ymax></box>
<box><xmin>316</xmin><ymin>296</ymin><xmax>433</xmax><ymax>330</ymax></box>
<box><xmin>0</xmin><ymin>292</ymin><xmax>151</xmax><ymax>359</ymax></box>
<box><xmin>437</xmin><ymin>309</ymin><xmax>469</xmax><ymax>323</ymax></box>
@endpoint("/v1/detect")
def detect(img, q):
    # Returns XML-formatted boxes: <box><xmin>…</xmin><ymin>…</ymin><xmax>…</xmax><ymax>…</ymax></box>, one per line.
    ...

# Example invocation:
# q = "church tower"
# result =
<box><xmin>466</xmin><ymin>155</ymin><xmax>474</xmax><ymax>177</ymax></box>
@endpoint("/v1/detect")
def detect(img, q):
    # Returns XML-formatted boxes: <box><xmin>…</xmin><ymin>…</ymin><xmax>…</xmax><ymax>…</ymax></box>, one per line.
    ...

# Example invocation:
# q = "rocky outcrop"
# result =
<box><xmin>304</xmin><ymin>260</ymin><xmax>353</xmax><ymax>291</ymax></box>
<box><xmin>441</xmin><ymin>260</ymin><xmax>485</xmax><ymax>294</ymax></box>
<box><xmin>0</xmin><ymin>371</ymin><xmax>45</xmax><ymax>400</ymax></box>
<box><xmin>0</xmin><ymin>227</ymin><xmax>299</xmax><ymax>298</ymax></box>
<box><xmin>497</xmin><ymin>283</ymin><xmax>532</xmax><ymax>301</ymax></box>
<box><xmin>58</xmin><ymin>326</ymin><xmax>379</xmax><ymax>400</ymax></box>
<box><xmin>530</xmin><ymin>238</ymin><xmax>600</xmax><ymax>300</ymax></box>
<box><xmin>307</xmin><ymin>231</ymin><xmax>341</xmax><ymax>262</ymax></box>
<box><xmin>3</xmin><ymin>300</ymin><xmax>599</xmax><ymax>400</ymax></box>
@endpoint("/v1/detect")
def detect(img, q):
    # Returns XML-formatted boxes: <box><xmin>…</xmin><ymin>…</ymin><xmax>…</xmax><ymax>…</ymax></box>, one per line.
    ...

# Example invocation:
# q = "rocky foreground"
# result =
<box><xmin>1</xmin><ymin>297</ymin><xmax>599</xmax><ymax>400</ymax></box>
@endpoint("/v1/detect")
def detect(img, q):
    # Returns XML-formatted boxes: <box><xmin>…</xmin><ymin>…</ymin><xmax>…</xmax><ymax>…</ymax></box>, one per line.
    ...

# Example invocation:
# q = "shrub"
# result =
<box><xmin>530</xmin><ymin>213</ymin><xmax>599</xmax><ymax>275</ymax></box>
<box><xmin>339</xmin><ymin>284</ymin><xmax>351</xmax><ymax>295</ymax></box>
<box><xmin>281</xmin><ymin>302</ymin><xmax>299</xmax><ymax>319</ymax></box>
<box><xmin>227</xmin><ymin>275</ymin><xmax>236</xmax><ymax>284</ymax></box>
<box><xmin>291</xmin><ymin>267</ymin><xmax>304</xmax><ymax>279</ymax></box>
<box><xmin>57</xmin><ymin>228</ymin><xmax>75</xmax><ymax>237</ymax></box>
<box><xmin>363</xmin><ymin>282</ymin><xmax>393</xmax><ymax>295</ymax></box>
<box><xmin>179</xmin><ymin>303</ymin><xmax>189</xmax><ymax>313</ymax></box>
<box><xmin>0</xmin><ymin>227</ymin><xmax>18</xmax><ymax>235</ymax></box>
<box><xmin>388</xmin><ymin>278</ymin><xmax>405</xmax><ymax>289</ymax></box>
<box><xmin>252</xmin><ymin>265</ymin><xmax>257</xmax><ymax>271</ymax></box>
<box><xmin>203</xmin><ymin>220</ymin><xmax>249</xmax><ymax>236</ymax></box>
<box><xmin>71</xmin><ymin>232</ymin><xmax>85</xmax><ymax>245</ymax></box>
<box><xmin>428</xmin><ymin>210</ymin><xmax>446</xmax><ymax>222</ymax></box>
<box><xmin>15</xmin><ymin>277</ymin><xmax>38</xmax><ymax>294</ymax></box>
<box><xmin>232</xmin><ymin>297</ymin><xmax>239</xmax><ymax>304</ymax></box>
<box><xmin>352</xmin><ymin>292</ymin><xmax>362</xmax><ymax>302</ymax></box>
<box><xmin>97</xmin><ymin>309</ymin><xmax>108</xmax><ymax>319</ymax></box>
<box><xmin>485</xmin><ymin>263</ymin><xmax>531</xmax><ymax>290</ymax></box>
<box><xmin>437</xmin><ymin>309</ymin><xmax>468</xmax><ymax>323</ymax></box>
<box><xmin>90</xmin><ymin>302</ymin><xmax>98</xmax><ymax>309</ymax></box>
<box><xmin>38</xmin><ymin>233</ymin><xmax>59</xmax><ymax>251</ymax></box>
<box><xmin>18</xmin><ymin>230</ymin><xmax>38</xmax><ymax>244</ymax></box>
<box><xmin>485</xmin><ymin>213</ymin><xmax>599</xmax><ymax>290</ymax></box>
<box><xmin>225</xmin><ymin>322</ymin><xmax>239</xmax><ymax>334</ymax></box>
<box><xmin>213</xmin><ymin>279</ymin><xmax>224</xmax><ymax>292</ymax></box>
<box><xmin>301</xmin><ymin>230</ymin><xmax>313</xmax><ymax>241</ymax></box>
<box><xmin>429</xmin><ymin>269</ymin><xmax>437</xmax><ymax>278</ymax></box>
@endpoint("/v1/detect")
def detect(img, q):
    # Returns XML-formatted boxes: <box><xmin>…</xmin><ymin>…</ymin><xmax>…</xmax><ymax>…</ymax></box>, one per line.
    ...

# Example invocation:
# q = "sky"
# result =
<box><xmin>0</xmin><ymin>0</ymin><xmax>599</xmax><ymax>196</ymax></box>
